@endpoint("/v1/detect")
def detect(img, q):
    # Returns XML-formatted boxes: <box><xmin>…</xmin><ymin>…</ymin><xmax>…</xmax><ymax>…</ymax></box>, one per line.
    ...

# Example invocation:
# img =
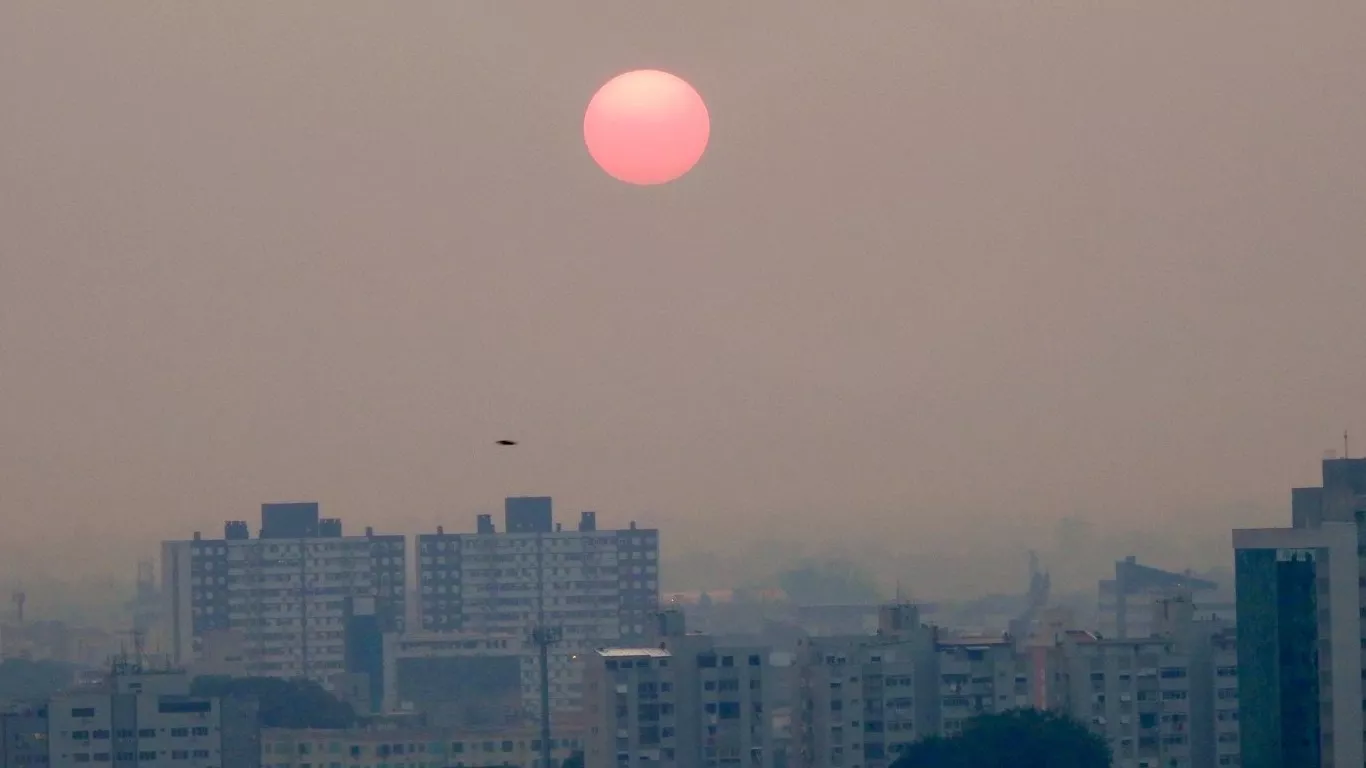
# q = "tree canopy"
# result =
<box><xmin>891</xmin><ymin>709</ymin><xmax>1111</xmax><ymax>768</ymax></box>
<box><xmin>190</xmin><ymin>676</ymin><xmax>357</xmax><ymax>729</ymax></box>
<box><xmin>0</xmin><ymin>658</ymin><xmax>80</xmax><ymax>703</ymax></box>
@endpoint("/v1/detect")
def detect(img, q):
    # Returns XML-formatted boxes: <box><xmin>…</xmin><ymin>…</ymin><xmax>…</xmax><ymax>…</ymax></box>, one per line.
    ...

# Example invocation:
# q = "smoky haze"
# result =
<box><xmin>2</xmin><ymin>2</ymin><xmax>1364</xmax><ymax>599</ymax></box>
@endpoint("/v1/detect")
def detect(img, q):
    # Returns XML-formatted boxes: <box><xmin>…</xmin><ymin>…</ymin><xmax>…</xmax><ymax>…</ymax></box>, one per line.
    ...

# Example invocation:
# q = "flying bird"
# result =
<box><xmin>495</xmin><ymin>440</ymin><xmax>518</xmax><ymax>446</ymax></box>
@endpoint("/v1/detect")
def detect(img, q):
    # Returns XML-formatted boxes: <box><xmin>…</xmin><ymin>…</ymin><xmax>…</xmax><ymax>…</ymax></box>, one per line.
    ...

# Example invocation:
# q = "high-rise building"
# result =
<box><xmin>1291</xmin><ymin>456</ymin><xmax>1366</xmax><ymax>527</ymax></box>
<box><xmin>415</xmin><ymin>498</ymin><xmax>660</xmax><ymax>714</ymax></box>
<box><xmin>4</xmin><ymin>663</ymin><xmax>260</xmax><ymax>768</ymax></box>
<box><xmin>583</xmin><ymin>611</ymin><xmax>775</xmax><ymax>768</ymax></box>
<box><xmin>161</xmin><ymin>503</ymin><xmax>406</xmax><ymax>682</ymax></box>
<box><xmin>1233</xmin><ymin>521</ymin><xmax>1362</xmax><ymax>768</ymax></box>
<box><xmin>1230</xmin><ymin>454</ymin><xmax>1366</xmax><ymax>768</ymax></box>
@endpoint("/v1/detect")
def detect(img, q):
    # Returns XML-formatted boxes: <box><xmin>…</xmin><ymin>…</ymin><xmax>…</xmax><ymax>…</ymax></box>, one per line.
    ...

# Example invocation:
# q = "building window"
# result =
<box><xmin>70</xmin><ymin>708</ymin><xmax>96</xmax><ymax>719</ymax></box>
<box><xmin>138</xmin><ymin>753</ymin><xmax>157</xmax><ymax>761</ymax></box>
<box><xmin>192</xmin><ymin>727</ymin><xmax>209</xmax><ymax>737</ymax></box>
<box><xmin>158</xmin><ymin>701</ymin><xmax>211</xmax><ymax>715</ymax></box>
<box><xmin>72</xmin><ymin>731</ymin><xmax>91</xmax><ymax>741</ymax></box>
<box><xmin>171</xmin><ymin>728</ymin><xmax>189</xmax><ymax>738</ymax></box>
<box><xmin>92</xmin><ymin>731</ymin><xmax>110</xmax><ymax>740</ymax></box>
<box><xmin>138</xmin><ymin>730</ymin><xmax>156</xmax><ymax>739</ymax></box>
<box><xmin>92</xmin><ymin>754</ymin><xmax>110</xmax><ymax>762</ymax></box>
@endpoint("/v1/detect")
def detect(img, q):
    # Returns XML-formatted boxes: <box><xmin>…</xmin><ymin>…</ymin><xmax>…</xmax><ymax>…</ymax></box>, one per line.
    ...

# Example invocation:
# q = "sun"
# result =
<box><xmin>583</xmin><ymin>69</ymin><xmax>710</xmax><ymax>186</ymax></box>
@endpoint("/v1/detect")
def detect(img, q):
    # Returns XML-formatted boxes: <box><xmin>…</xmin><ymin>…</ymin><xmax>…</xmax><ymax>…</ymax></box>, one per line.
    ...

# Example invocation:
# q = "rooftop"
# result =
<box><xmin>596</xmin><ymin>648</ymin><xmax>672</xmax><ymax>658</ymax></box>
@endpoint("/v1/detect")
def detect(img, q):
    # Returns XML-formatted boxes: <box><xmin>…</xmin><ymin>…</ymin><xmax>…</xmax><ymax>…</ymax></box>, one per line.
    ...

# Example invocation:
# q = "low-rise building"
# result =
<box><xmin>2</xmin><ymin>662</ymin><xmax>260</xmax><ymax>768</ymax></box>
<box><xmin>380</xmin><ymin>631</ymin><xmax>525</xmax><ymax>728</ymax></box>
<box><xmin>260</xmin><ymin>722</ymin><xmax>584</xmax><ymax>768</ymax></box>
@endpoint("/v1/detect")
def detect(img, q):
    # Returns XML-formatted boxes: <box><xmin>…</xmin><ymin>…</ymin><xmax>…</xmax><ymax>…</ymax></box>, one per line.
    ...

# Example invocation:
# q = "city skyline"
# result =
<box><xmin>4</xmin><ymin>3</ymin><xmax>1366</xmax><ymax>586</ymax></box>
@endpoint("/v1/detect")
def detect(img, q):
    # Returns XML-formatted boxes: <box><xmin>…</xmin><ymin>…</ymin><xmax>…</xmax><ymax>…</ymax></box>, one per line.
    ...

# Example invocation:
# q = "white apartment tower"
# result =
<box><xmin>415</xmin><ymin>498</ymin><xmax>660</xmax><ymax>714</ymax></box>
<box><xmin>162</xmin><ymin>503</ymin><xmax>406</xmax><ymax>681</ymax></box>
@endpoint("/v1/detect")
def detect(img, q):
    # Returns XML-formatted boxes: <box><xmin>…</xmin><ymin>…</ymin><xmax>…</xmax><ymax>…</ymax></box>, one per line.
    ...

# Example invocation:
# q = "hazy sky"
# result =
<box><xmin>3</xmin><ymin>2</ymin><xmax>1365</xmax><ymax>586</ymax></box>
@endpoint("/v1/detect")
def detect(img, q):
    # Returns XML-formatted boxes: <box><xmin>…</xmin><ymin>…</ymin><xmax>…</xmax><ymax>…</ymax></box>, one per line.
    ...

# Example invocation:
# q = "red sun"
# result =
<box><xmin>583</xmin><ymin>69</ymin><xmax>710</xmax><ymax>186</ymax></box>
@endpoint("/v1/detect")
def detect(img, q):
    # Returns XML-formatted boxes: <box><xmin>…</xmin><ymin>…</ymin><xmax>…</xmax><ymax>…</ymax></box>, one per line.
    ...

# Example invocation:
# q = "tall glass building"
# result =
<box><xmin>1233</xmin><ymin>522</ymin><xmax>1362</xmax><ymax>768</ymax></box>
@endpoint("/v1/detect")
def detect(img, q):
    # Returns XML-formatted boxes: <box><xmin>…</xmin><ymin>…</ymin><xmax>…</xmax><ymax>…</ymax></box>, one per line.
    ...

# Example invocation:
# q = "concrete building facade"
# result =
<box><xmin>32</xmin><ymin>664</ymin><xmax>259</xmax><ymax>768</ymax></box>
<box><xmin>380</xmin><ymin>631</ymin><xmax>526</xmax><ymax>728</ymax></box>
<box><xmin>162</xmin><ymin>503</ymin><xmax>406</xmax><ymax>682</ymax></box>
<box><xmin>1054</xmin><ymin>593</ymin><xmax>1235</xmax><ymax>768</ymax></box>
<box><xmin>416</xmin><ymin>498</ymin><xmax>660</xmax><ymax>714</ymax></box>
<box><xmin>260</xmin><ymin>722</ymin><xmax>584</xmax><ymax>768</ymax></box>
<box><xmin>793</xmin><ymin>604</ymin><xmax>939</xmax><ymax>768</ymax></box>
<box><xmin>584</xmin><ymin>612</ymin><xmax>775</xmax><ymax>768</ymax></box>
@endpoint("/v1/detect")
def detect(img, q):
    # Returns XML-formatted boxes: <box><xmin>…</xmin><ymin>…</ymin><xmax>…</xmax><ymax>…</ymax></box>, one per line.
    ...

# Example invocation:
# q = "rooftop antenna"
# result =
<box><xmin>11</xmin><ymin>590</ymin><xmax>25</xmax><ymax>624</ymax></box>
<box><xmin>1346</xmin><ymin>429</ymin><xmax>1351</xmax><ymax>460</ymax></box>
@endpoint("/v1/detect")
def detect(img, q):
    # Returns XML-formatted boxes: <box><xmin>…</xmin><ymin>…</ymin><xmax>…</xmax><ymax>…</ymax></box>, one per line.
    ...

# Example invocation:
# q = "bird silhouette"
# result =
<box><xmin>495</xmin><ymin>440</ymin><xmax>518</xmax><ymax>446</ymax></box>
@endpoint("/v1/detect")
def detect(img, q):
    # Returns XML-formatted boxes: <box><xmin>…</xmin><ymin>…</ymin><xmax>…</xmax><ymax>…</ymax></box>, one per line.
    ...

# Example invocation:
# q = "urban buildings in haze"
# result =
<box><xmin>1229</xmin><ymin>456</ymin><xmax>1366</xmax><ymax>768</ymax></box>
<box><xmin>0</xmin><ymin>662</ymin><xmax>260</xmax><ymax>768</ymax></box>
<box><xmin>1232</xmin><ymin>455</ymin><xmax>1366</xmax><ymax>768</ymax></box>
<box><xmin>416</xmin><ymin>497</ymin><xmax>660</xmax><ymax>715</ymax></box>
<box><xmin>584</xmin><ymin>610</ymin><xmax>775</xmax><ymax>768</ymax></box>
<box><xmin>161</xmin><ymin>503</ymin><xmax>406</xmax><ymax>680</ymax></box>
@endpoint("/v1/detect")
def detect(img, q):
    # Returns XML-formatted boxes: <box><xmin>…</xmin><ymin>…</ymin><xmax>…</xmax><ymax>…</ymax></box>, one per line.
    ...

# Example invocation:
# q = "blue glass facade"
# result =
<box><xmin>1235</xmin><ymin>547</ymin><xmax>1320</xmax><ymax>768</ymax></box>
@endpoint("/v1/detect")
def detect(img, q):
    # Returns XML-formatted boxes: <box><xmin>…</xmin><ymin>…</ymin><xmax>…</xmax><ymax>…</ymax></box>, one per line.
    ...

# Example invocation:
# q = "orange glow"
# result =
<box><xmin>583</xmin><ymin>69</ymin><xmax>710</xmax><ymax>186</ymax></box>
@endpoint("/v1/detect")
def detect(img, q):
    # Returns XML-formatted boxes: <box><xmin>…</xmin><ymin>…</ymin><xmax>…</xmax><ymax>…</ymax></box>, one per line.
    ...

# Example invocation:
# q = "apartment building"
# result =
<box><xmin>794</xmin><ymin>604</ymin><xmax>939</xmax><ymax>768</ymax></box>
<box><xmin>162</xmin><ymin>503</ymin><xmax>406</xmax><ymax>682</ymax></box>
<box><xmin>1054</xmin><ymin>595</ymin><xmax>1235</xmax><ymax>768</ymax></box>
<box><xmin>379</xmin><ymin>631</ymin><xmax>526</xmax><ymax>728</ymax></box>
<box><xmin>0</xmin><ymin>704</ymin><xmax>50</xmax><ymax>768</ymax></box>
<box><xmin>259</xmin><ymin>721</ymin><xmax>585</xmax><ymax>768</ymax></box>
<box><xmin>934</xmin><ymin>636</ymin><xmax>1031</xmax><ymax>737</ymax></box>
<box><xmin>1210</xmin><ymin>628</ymin><xmax>1239</xmax><ymax>767</ymax></box>
<box><xmin>583</xmin><ymin>611</ymin><xmax>775</xmax><ymax>768</ymax></box>
<box><xmin>27</xmin><ymin>663</ymin><xmax>260</xmax><ymax>768</ymax></box>
<box><xmin>416</xmin><ymin>498</ymin><xmax>660</xmax><ymax>714</ymax></box>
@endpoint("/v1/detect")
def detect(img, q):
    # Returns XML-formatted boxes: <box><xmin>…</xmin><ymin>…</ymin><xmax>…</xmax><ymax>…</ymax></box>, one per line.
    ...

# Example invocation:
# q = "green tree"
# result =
<box><xmin>891</xmin><ymin>709</ymin><xmax>1110</xmax><ymax>768</ymax></box>
<box><xmin>0</xmin><ymin>658</ymin><xmax>80</xmax><ymax>702</ymax></box>
<box><xmin>190</xmin><ymin>676</ymin><xmax>357</xmax><ymax>729</ymax></box>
